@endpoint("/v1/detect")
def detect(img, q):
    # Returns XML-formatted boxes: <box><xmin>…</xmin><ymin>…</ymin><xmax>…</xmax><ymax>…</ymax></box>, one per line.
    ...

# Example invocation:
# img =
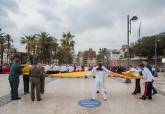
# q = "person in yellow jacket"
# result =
<box><xmin>22</xmin><ymin>61</ymin><xmax>31</xmax><ymax>95</ymax></box>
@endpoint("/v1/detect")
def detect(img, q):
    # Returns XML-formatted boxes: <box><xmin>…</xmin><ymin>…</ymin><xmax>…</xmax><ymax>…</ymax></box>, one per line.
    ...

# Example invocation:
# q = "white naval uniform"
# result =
<box><xmin>84</xmin><ymin>66</ymin><xmax>88</xmax><ymax>71</ymax></box>
<box><xmin>68</xmin><ymin>66</ymin><xmax>74</xmax><ymax>72</ymax></box>
<box><xmin>60</xmin><ymin>66</ymin><xmax>69</xmax><ymax>72</ymax></box>
<box><xmin>53</xmin><ymin>65</ymin><xmax>60</xmax><ymax>71</ymax></box>
<box><xmin>44</xmin><ymin>65</ymin><xmax>50</xmax><ymax>73</ymax></box>
<box><xmin>142</xmin><ymin>67</ymin><xmax>154</xmax><ymax>82</ymax></box>
<box><xmin>76</xmin><ymin>66</ymin><xmax>82</xmax><ymax>71</ymax></box>
<box><xmin>91</xmin><ymin>66</ymin><xmax>109</xmax><ymax>100</ymax></box>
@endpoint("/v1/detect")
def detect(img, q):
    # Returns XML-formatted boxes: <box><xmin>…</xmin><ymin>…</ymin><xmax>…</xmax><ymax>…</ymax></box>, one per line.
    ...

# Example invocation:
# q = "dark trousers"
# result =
<box><xmin>40</xmin><ymin>77</ymin><xmax>45</xmax><ymax>93</ymax></box>
<box><xmin>30</xmin><ymin>78</ymin><xmax>41</xmax><ymax>101</ymax></box>
<box><xmin>133</xmin><ymin>79</ymin><xmax>141</xmax><ymax>93</ymax></box>
<box><xmin>9</xmin><ymin>79</ymin><xmax>19</xmax><ymax>99</ymax></box>
<box><xmin>152</xmin><ymin>80</ymin><xmax>157</xmax><ymax>94</ymax></box>
<box><xmin>23</xmin><ymin>75</ymin><xmax>29</xmax><ymax>93</ymax></box>
<box><xmin>143</xmin><ymin>82</ymin><xmax>152</xmax><ymax>98</ymax></box>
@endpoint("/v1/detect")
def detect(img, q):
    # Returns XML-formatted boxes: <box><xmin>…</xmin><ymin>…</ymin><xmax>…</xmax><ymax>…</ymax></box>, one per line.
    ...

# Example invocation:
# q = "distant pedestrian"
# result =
<box><xmin>29</xmin><ymin>62</ymin><xmax>42</xmax><ymax>101</ymax></box>
<box><xmin>8</xmin><ymin>58</ymin><xmax>22</xmax><ymax>100</ymax></box>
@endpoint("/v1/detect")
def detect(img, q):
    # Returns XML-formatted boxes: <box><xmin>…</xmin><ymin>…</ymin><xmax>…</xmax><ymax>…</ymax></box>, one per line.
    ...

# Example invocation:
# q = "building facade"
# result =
<box><xmin>78</xmin><ymin>48</ymin><xmax>96</xmax><ymax>66</ymax></box>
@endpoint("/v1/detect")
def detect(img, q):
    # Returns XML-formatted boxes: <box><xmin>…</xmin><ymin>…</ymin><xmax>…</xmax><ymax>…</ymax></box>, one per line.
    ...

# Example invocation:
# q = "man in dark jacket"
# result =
<box><xmin>8</xmin><ymin>58</ymin><xmax>22</xmax><ymax>100</ymax></box>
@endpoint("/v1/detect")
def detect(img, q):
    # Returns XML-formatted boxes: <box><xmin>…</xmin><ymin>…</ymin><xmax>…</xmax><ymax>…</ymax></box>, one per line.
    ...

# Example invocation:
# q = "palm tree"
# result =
<box><xmin>58</xmin><ymin>32</ymin><xmax>75</xmax><ymax>64</ymax></box>
<box><xmin>21</xmin><ymin>35</ymin><xmax>38</xmax><ymax>62</ymax></box>
<box><xmin>0</xmin><ymin>32</ymin><xmax>6</xmax><ymax>66</ymax></box>
<box><xmin>61</xmin><ymin>32</ymin><xmax>75</xmax><ymax>49</ymax></box>
<box><xmin>37</xmin><ymin>32</ymin><xmax>58</xmax><ymax>64</ymax></box>
<box><xmin>5</xmin><ymin>34</ymin><xmax>13</xmax><ymax>64</ymax></box>
<box><xmin>0</xmin><ymin>33</ymin><xmax>13</xmax><ymax>65</ymax></box>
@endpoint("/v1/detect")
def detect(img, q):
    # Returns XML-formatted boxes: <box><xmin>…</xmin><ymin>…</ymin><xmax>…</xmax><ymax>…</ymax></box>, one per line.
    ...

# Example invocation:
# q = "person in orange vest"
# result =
<box><xmin>22</xmin><ymin>61</ymin><xmax>31</xmax><ymax>95</ymax></box>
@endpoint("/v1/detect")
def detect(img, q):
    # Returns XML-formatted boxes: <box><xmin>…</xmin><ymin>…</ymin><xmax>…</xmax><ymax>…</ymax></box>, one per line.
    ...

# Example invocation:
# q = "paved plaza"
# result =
<box><xmin>0</xmin><ymin>73</ymin><xmax>165</xmax><ymax>114</ymax></box>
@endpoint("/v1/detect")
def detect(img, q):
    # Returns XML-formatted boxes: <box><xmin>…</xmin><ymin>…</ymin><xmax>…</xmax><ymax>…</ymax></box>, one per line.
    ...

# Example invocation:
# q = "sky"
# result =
<box><xmin>0</xmin><ymin>0</ymin><xmax>165</xmax><ymax>53</ymax></box>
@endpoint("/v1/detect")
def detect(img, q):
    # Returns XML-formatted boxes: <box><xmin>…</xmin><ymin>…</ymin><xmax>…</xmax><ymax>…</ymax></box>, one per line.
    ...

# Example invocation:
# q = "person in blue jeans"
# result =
<box><xmin>8</xmin><ymin>58</ymin><xmax>22</xmax><ymax>100</ymax></box>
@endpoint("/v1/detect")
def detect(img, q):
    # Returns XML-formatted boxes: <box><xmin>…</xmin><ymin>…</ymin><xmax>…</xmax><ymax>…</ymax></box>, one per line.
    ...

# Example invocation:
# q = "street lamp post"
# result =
<box><xmin>125</xmin><ymin>15</ymin><xmax>138</xmax><ymax>83</ymax></box>
<box><xmin>154</xmin><ymin>34</ymin><xmax>161</xmax><ymax>77</ymax></box>
<box><xmin>154</xmin><ymin>37</ymin><xmax>158</xmax><ymax>77</ymax></box>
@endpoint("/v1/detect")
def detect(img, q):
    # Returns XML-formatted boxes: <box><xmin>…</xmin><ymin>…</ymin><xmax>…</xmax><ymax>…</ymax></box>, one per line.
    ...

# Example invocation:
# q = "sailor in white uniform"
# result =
<box><xmin>76</xmin><ymin>65</ymin><xmax>82</xmax><ymax>71</ymax></box>
<box><xmin>84</xmin><ymin>66</ymin><xmax>89</xmax><ymax>71</ymax></box>
<box><xmin>139</xmin><ymin>64</ymin><xmax>154</xmax><ymax>100</ymax></box>
<box><xmin>91</xmin><ymin>63</ymin><xmax>110</xmax><ymax>101</ymax></box>
<box><xmin>60</xmin><ymin>65</ymin><xmax>69</xmax><ymax>72</ymax></box>
<box><xmin>68</xmin><ymin>65</ymin><xmax>74</xmax><ymax>72</ymax></box>
<box><xmin>43</xmin><ymin>64</ymin><xmax>50</xmax><ymax>73</ymax></box>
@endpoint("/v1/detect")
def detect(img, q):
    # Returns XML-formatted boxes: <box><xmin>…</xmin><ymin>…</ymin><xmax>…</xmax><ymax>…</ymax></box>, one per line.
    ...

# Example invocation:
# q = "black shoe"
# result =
<box><xmin>139</xmin><ymin>97</ymin><xmax>146</xmax><ymax>100</ymax></box>
<box><xmin>137</xmin><ymin>92</ymin><xmax>141</xmax><ymax>94</ymax></box>
<box><xmin>132</xmin><ymin>92</ymin><xmax>137</xmax><ymax>95</ymax></box>
<box><xmin>16</xmin><ymin>97</ymin><xmax>21</xmax><ymax>100</ymax></box>
<box><xmin>96</xmin><ymin>91</ymin><xmax>100</xmax><ymax>93</ymax></box>
<box><xmin>147</xmin><ymin>97</ymin><xmax>152</xmax><ymax>100</ymax></box>
<box><xmin>12</xmin><ymin>97</ymin><xmax>21</xmax><ymax>100</ymax></box>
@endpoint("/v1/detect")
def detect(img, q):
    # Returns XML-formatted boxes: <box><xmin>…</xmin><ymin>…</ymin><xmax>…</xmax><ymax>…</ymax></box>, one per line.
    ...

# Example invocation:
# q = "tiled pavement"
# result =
<box><xmin>0</xmin><ymin>75</ymin><xmax>56</xmax><ymax>107</ymax></box>
<box><xmin>0</xmin><ymin>73</ymin><xmax>165</xmax><ymax>114</ymax></box>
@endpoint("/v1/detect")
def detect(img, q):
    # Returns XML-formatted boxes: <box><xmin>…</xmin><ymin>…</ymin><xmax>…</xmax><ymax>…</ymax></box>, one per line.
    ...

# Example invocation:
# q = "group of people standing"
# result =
<box><xmin>8</xmin><ymin>59</ymin><xmax>46</xmax><ymax>101</ymax></box>
<box><xmin>8</xmin><ymin>58</ymin><xmax>158</xmax><ymax>102</ymax></box>
<box><xmin>91</xmin><ymin>59</ymin><xmax>158</xmax><ymax>101</ymax></box>
<box><xmin>130</xmin><ymin>60</ymin><xmax>157</xmax><ymax>100</ymax></box>
<box><xmin>44</xmin><ymin>64</ymin><xmax>93</xmax><ymax>74</ymax></box>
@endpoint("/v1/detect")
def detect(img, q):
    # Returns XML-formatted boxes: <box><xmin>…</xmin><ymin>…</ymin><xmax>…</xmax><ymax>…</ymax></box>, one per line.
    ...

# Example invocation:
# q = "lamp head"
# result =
<box><xmin>131</xmin><ymin>16</ymin><xmax>138</xmax><ymax>21</ymax></box>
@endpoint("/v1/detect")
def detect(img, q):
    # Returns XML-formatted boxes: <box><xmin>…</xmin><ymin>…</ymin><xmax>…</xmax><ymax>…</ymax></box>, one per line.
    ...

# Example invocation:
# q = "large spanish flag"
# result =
<box><xmin>48</xmin><ymin>71</ymin><xmax>142</xmax><ymax>79</ymax></box>
<box><xmin>48</xmin><ymin>71</ymin><xmax>91</xmax><ymax>78</ymax></box>
<box><xmin>111</xmin><ymin>71</ymin><xmax>142</xmax><ymax>79</ymax></box>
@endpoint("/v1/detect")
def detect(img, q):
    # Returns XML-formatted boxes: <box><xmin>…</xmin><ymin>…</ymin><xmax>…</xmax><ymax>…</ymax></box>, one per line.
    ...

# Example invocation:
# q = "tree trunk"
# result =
<box><xmin>0</xmin><ymin>45</ymin><xmax>3</xmax><ymax>71</ymax></box>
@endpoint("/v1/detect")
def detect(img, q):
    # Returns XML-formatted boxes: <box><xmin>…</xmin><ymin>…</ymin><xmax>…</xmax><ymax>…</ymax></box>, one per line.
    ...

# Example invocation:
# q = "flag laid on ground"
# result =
<box><xmin>48</xmin><ymin>71</ymin><xmax>91</xmax><ymax>78</ymax></box>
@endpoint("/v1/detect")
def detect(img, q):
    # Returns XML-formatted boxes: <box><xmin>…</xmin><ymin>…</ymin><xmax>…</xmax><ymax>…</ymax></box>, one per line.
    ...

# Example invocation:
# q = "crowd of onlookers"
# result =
<box><xmin>43</xmin><ymin>64</ymin><xmax>93</xmax><ymax>74</ymax></box>
<box><xmin>1</xmin><ymin>62</ymin><xmax>164</xmax><ymax>75</ymax></box>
